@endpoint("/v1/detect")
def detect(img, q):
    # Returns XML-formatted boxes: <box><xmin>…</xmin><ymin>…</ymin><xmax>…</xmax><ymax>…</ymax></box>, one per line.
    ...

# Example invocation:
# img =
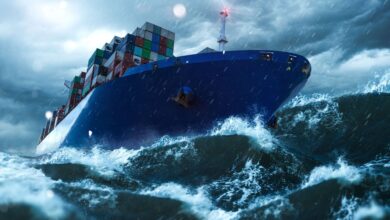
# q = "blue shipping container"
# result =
<box><xmin>151</xmin><ymin>43</ymin><xmax>159</xmax><ymax>52</ymax></box>
<box><xmin>104</xmin><ymin>50</ymin><xmax>112</xmax><ymax>59</ymax></box>
<box><xmin>134</xmin><ymin>46</ymin><xmax>143</xmax><ymax>57</ymax></box>
<box><xmin>152</xmin><ymin>33</ymin><xmax>160</xmax><ymax>43</ymax></box>
<box><xmin>119</xmin><ymin>42</ymin><xmax>135</xmax><ymax>53</ymax></box>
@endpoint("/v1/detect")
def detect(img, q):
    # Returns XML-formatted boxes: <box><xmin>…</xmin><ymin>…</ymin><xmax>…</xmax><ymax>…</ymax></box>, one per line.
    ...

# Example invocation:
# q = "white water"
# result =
<box><xmin>0</xmin><ymin>152</ymin><xmax>68</xmax><ymax>219</ymax></box>
<box><xmin>210</xmin><ymin>115</ymin><xmax>276</xmax><ymax>151</ymax></box>
<box><xmin>40</xmin><ymin>146</ymin><xmax>139</xmax><ymax>176</ymax></box>
<box><xmin>302</xmin><ymin>158</ymin><xmax>362</xmax><ymax>188</ymax></box>
<box><xmin>363</xmin><ymin>71</ymin><xmax>390</xmax><ymax>94</ymax></box>
<box><xmin>140</xmin><ymin>183</ymin><xmax>238</xmax><ymax>220</ymax></box>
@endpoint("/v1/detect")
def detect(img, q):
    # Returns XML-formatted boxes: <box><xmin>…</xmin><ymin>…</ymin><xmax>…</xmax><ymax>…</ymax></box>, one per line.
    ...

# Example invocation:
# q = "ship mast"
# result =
<box><xmin>218</xmin><ymin>8</ymin><xmax>229</xmax><ymax>51</ymax></box>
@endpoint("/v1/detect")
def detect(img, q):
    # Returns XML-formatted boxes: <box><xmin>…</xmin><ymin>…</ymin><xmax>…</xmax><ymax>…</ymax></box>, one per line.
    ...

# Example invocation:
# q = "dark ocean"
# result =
<box><xmin>0</xmin><ymin>75</ymin><xmax>389</xmax><ymax>220</ymax></box>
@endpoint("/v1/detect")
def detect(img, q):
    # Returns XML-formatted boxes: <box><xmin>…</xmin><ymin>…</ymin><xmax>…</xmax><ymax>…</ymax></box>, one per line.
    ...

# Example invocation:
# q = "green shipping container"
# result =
<box><xmin>166</xmin><ymin>48</ymin><xmax>173</xmax><ymax>57</ymax></box>
<box><xmin>95</xmin><ymin>49</ymin><xmax>104</xmax><ymax>58</ymax></box>
<box><xmin>142</xmin><ymin>48</ymin><xmax>151</xmax><ymax>59</ymax></box>
<box><xmin>143</xmin><ymin>39</ymin><xmax>152</xmax><ymax>50</ymax></box>
<box><xmin>73</xmin><ymin>76</ymin><xmax>81</xmax><ymax>83</ymax></box>
<box><xmin>167</xmin><ymin>39</ymin><xmax>174</xmax><ymax>49</ymax></box>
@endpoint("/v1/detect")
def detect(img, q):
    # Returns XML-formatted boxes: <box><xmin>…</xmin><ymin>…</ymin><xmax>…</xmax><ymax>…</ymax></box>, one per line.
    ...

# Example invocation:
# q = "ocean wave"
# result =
<box><xmin>363</xmin><ymin>71</ymin><xmax>390</xmax><ymax>94</ymax></box>
<box><xmin>39</xmin><ymin>146</ymin><xmax>139</xmax><ymax>176</ymax></box>
<box><xmin>301</xmin><ymin>158</ymin><xmax>362</xmax><ymax>188</ymax></box>
<box><xmin>0</xmin><ymin>152</ymin><xmax>68</xmax><ymax>219</ymax></box>
<box><xmin>210</xmin><ymin>115</ymin><xmax>276</xmax><ymax>151</ymax></box>
<box><xmin>140</xmin><ymin>183</ymin><xmax>237</xmax><ymax>220</ymax></box>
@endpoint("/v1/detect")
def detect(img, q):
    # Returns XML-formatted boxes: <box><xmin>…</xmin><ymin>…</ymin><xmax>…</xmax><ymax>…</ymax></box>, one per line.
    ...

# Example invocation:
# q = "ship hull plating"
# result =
<box><xmin>37</xmin><ymin>50</ymin><xmax>310</xmax><ymax>154</ymax></box>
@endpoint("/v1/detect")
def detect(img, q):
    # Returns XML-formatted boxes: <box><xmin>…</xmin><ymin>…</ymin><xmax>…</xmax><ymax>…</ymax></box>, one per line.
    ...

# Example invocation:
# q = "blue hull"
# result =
<box><xmin>37</xmin><ymin>50</ymin><xmax>310</xmax><ymax>154</ymax></box>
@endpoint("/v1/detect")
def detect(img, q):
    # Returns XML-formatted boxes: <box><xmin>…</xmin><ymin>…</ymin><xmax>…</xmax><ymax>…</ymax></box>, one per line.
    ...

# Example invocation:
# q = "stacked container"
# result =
<box><xmin>133</xmin><ymin>22</ymin><xmax>175</xmax><ymax>64</ymax></box>
<box><xmin>66</xmin><ymin>72</ymin><xmax>86</xmax><ymax>114</ymax></box>
<box><xmin>40</xmin><ymin>22</ymin><xmax>176</xmax><ymax>143</ymax></box>
<box><xmin>54</xmin><ymin>105</ymin><xmax>66</xmax><ymax>127</ymax></box>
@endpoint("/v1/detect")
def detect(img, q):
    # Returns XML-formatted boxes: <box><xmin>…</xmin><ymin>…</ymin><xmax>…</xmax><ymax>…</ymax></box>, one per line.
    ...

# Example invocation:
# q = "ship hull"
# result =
<box><xmin>37</xmin><ymin>50</ymin><xmax>310</xmax><ymax>154</ymax></box>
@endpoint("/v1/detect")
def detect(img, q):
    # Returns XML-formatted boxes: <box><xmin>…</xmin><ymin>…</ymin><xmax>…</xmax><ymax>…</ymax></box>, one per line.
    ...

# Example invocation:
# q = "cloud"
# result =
<box><xmin>0</xmin><ymin>0</ymin><xmax>389</xmax><ymax>154</ymax></box>
<box><xmin>304</xmin><ymin>48</ymin><xmax>390</xmax><ymax>93</ymax></box>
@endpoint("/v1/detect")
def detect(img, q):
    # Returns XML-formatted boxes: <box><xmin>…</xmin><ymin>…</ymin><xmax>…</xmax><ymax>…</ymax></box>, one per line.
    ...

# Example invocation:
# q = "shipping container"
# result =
<box><xmin>134</xmin><ymin>46</ymin><xmax>143</xmax><ymax>57</ymax></box>
<box><xmin>144</xmin><ymin>31</ymin><xmax>153</xmax><ymax>41</ymax></box>
<box><xmin>133</xmin><ymin>28</ymin><xmax>145</xmax><ymax>38</ymax></box>
<box><xmin>167</xmin><ymin>39</ymin><xmax>174</xmax><ymax>49</ymax></box>
<box><xmin>108</xmin><ymin>36</ymin><xmax>122</xmax><ymax>51</ymax></box>
<box><xmin>153</xmin><ymin>25</ymin><xmax>162</xmax><ymax>35</ymax></box>
<box><xmin>88</xmin><ymin>49</ymin><xmax>105</xmax><ymax>70</ymax></box>
<box><xmin>141</xmin><ymin>58</ymin><xmax>149</xmax><ymax>64</ymax></box>
<box><xmin>49</xmin><ymin>111</ymin><xmax>58</xmax><ymax>132</ymax></box>
<box><xmin>151</xmin><ymin>43</ymin><xmax>159</xmax><ymax>52</ymax></box>
<box><xmin>166</xmin><ymin>48</ymin><xmax>173</xmax><ymax>57</ymax></box>
<box><xmin>91</xmin><ymin>65</ymin><xmax>108</xmax><ymax>88</ymax></box>
<box><xmin>104</xmin><ymin>51</ymin><xmax>123</xmax><ymax>73</ymax></box>
<box><xmin>160</xmin><ymin>36</ymin><xmax>168</xmax><ymax>46</ymax></box>
<box><xmin>142</xmin><ymin>48</ymin><xmax>151</xmax><ymax>59</ymax></box>
<box><xmin>158</xmin><ymin>45</ymin><xmax>167</xmax><ymax>55</ymax></box>
<box><xmin>118</xmin><ymin>34</ymin><xmax>135</xmax><ymax>52</ymax></box>
<box><xmin>133</xmin><ymin>55</ymin><xmax>142</xmax><ymax>65</ymax></box>
<box><xmin>161</xmin><ymin>28</ymin><xmax>169</xmax><ymax>38</ymax></box>
<box><xmin>106</xmin><ymin>71</ymin><xmax>113</xmax><ymax>81</ymax></box>
<box><xmin>150</xmin><ymin>52</ymin><xmax>158</xmax><ymax>61</ymax></box>
<box><xmin>152</xmin><ymin>33</ymin><xmax>160</xmax><ymax>44</ymax></box>
<box><xmin>79</xmin><ymin>71</ymin><xmax>86</xmax><ymax>79</ymax></box>
<box><xmin>167</xmin><ymin>31</ymin><xmax>175</xmax><ymax>41</ymax></box>
<box><xmin>44</xmin><ymin>120</ymin><xmax>50</xmax><ymax>136</ymax></box>
<box><xmin>104</xmin><ymin>50</ymin><xmax>112</xmax><ymax>59</ymax></box>
<box><xmin>143</xmin><ymin>39</ymin><xmax>152</xmax><ymax>50</ymax></box>
<box><xmin>142</xmin><ymin>22</ymin><xmax>154</xmax><ymax>33</ymax></box>
<box><xmin>135</xmin><ymin>37</ymin><xmax>144</xmax><ymax>47</ymax></box>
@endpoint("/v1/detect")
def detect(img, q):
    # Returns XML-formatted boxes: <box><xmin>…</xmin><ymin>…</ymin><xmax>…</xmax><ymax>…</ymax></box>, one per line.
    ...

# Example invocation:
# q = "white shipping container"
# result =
<box><xmin>133</xmin><ymin>56</ymin><xmax>142</xmax><ymax>65</ymax></box>
<box><xmin>161</xmin><ymin>28</ymin><xmax>169</xmax><ymax>38</ymax></box>
<box><xmin>117</xmin><ymin>51</ymin><xmax>125</xmax><ymax>60</ymax></box>
<box><xmin>104</xmin><ymin>51</ymin><xmax>117</xmax><ymax>68</ymax></box>
<box><xmin>106</xmin><ymin>71</ymin><xmax>113</xmax><ymax>81</ymax></box>
<box><xmin>132</xmin><ymin>28</ymin><xmax>145</xmax><ymax>38</ymax></box>
<box><xmin>93</xmin><ymin>65</ymin><xmax>101</xmax><ymax>77</ymax></box>
<box><xmin>144</xmin><ymin>31</ymin><xmax>153</xmax><ymax>41</ymax></box>
<box><xmin>86</xmin><ymin>64</ymin><xmax>96</xmax><ymax>78</ymax></box>
<box><xmin>92</xmin><ymin>75</ymin><xmax>97</xmax><ymax>86</ymax></box>
<box><xmin>142</xmin><ymin>22</ymin><xmax>154</xmax><ymax>32</ymax></box>
<box><xmin>150</xmin><ymin>52</ymin><xmax>158</xmax><ymax>61</ymax></box>
<box><xmin>97</xmin><ymin>75</ymin><xmax>106</xmax><ymax>84</ymax></box>
<box><xmin>167</xmin><ymin>31</ymin><xmax>175</xmax><ymax>41</ymax></box>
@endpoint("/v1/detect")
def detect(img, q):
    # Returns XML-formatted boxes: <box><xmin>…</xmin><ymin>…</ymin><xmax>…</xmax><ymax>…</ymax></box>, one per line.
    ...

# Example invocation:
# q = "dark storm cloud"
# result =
<box><xmin>0</xmin><ymin>0</ymin><xmax>389</xmax><ymax>154</ymax></box>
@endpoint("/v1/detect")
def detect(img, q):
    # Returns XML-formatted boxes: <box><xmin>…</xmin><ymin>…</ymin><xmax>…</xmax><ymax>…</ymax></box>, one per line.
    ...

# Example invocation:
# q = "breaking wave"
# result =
<box><xmin>0</xmin><ymin>89</ymin><xmax>389</xmax><ymax>219</ymax></box>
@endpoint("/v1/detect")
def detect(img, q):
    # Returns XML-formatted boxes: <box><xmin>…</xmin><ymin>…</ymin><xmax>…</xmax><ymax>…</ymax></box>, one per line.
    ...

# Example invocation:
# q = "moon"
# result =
<box><xmin>173</xmin><ymin>4</ymin><xmax>186</xmax><ymax>18</ymax></box>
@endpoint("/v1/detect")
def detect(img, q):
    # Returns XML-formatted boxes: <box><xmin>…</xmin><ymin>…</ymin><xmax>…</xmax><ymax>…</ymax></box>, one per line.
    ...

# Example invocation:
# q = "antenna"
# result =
<box><xmin>218</xmin><ymin>8</ymin><xmax>228</xmax><ymax>51</ymax></box>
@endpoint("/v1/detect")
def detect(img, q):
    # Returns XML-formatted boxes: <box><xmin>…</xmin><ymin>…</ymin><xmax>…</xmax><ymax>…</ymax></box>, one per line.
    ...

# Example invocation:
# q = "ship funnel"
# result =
<box><xmin>218</xmin><ymin>8</ymin><xmax>229</xmax><ymax>51</ymax></box>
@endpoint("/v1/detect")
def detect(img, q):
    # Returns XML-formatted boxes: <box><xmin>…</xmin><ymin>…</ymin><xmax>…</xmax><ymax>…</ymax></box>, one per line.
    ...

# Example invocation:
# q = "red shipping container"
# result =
<box><xmin>135</xmin><ymin>37</ymin><xmax>144</xmax><ymax>47</ymax></box>
<box><xmin>79</xmin><ymin>71</ymin><xmax>86</xmax><ymax>78</ymax></box>
<box><xmin>114</xmin><ymin>61</ymin><xmax>123</xmax><ymax>78</ymax></box>
<box><xmin>72</xmin><ymin>82</ymin><xmax>83</xmax><ymax>90</ymax></box>
<box><xmin>115</xmin><ymin>55</ymin><xmax>135</xmax><ymax>77</ymax></box>
<box><xmin>160</xmin><ymin>36</ymin><xmax>167</xmax><ymax>46</ymax></box>
<box><xmin>158</xmin><ymin>45</ymin><xmax>166</xmax><ymax>55</ymax></box>
<box><xmin>141</xmin><ymin>58</ymin><xmax>149</xmax><ymax>64</ymax></box>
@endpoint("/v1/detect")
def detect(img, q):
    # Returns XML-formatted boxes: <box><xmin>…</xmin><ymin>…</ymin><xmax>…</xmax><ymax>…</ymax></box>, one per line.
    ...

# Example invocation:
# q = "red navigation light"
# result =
<box><xmin>220</xmin><ymin>8</ymin><xmax>229</xmax><ymax>17</ymax></box>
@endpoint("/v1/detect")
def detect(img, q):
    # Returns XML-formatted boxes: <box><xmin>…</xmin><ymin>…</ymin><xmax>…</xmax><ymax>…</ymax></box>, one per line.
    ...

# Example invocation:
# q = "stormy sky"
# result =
<box><xmin>0</xmin><ymin>0</ymin><xmax>389</xmax><ymax>155</ymax></box>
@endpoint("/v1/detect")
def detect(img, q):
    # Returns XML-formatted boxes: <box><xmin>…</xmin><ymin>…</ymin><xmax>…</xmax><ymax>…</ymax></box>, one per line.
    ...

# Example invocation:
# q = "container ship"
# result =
<box><xmin>37</xmin><ymin>11</ymin><xmax>311</xmax><ymax>154</ymax></box>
